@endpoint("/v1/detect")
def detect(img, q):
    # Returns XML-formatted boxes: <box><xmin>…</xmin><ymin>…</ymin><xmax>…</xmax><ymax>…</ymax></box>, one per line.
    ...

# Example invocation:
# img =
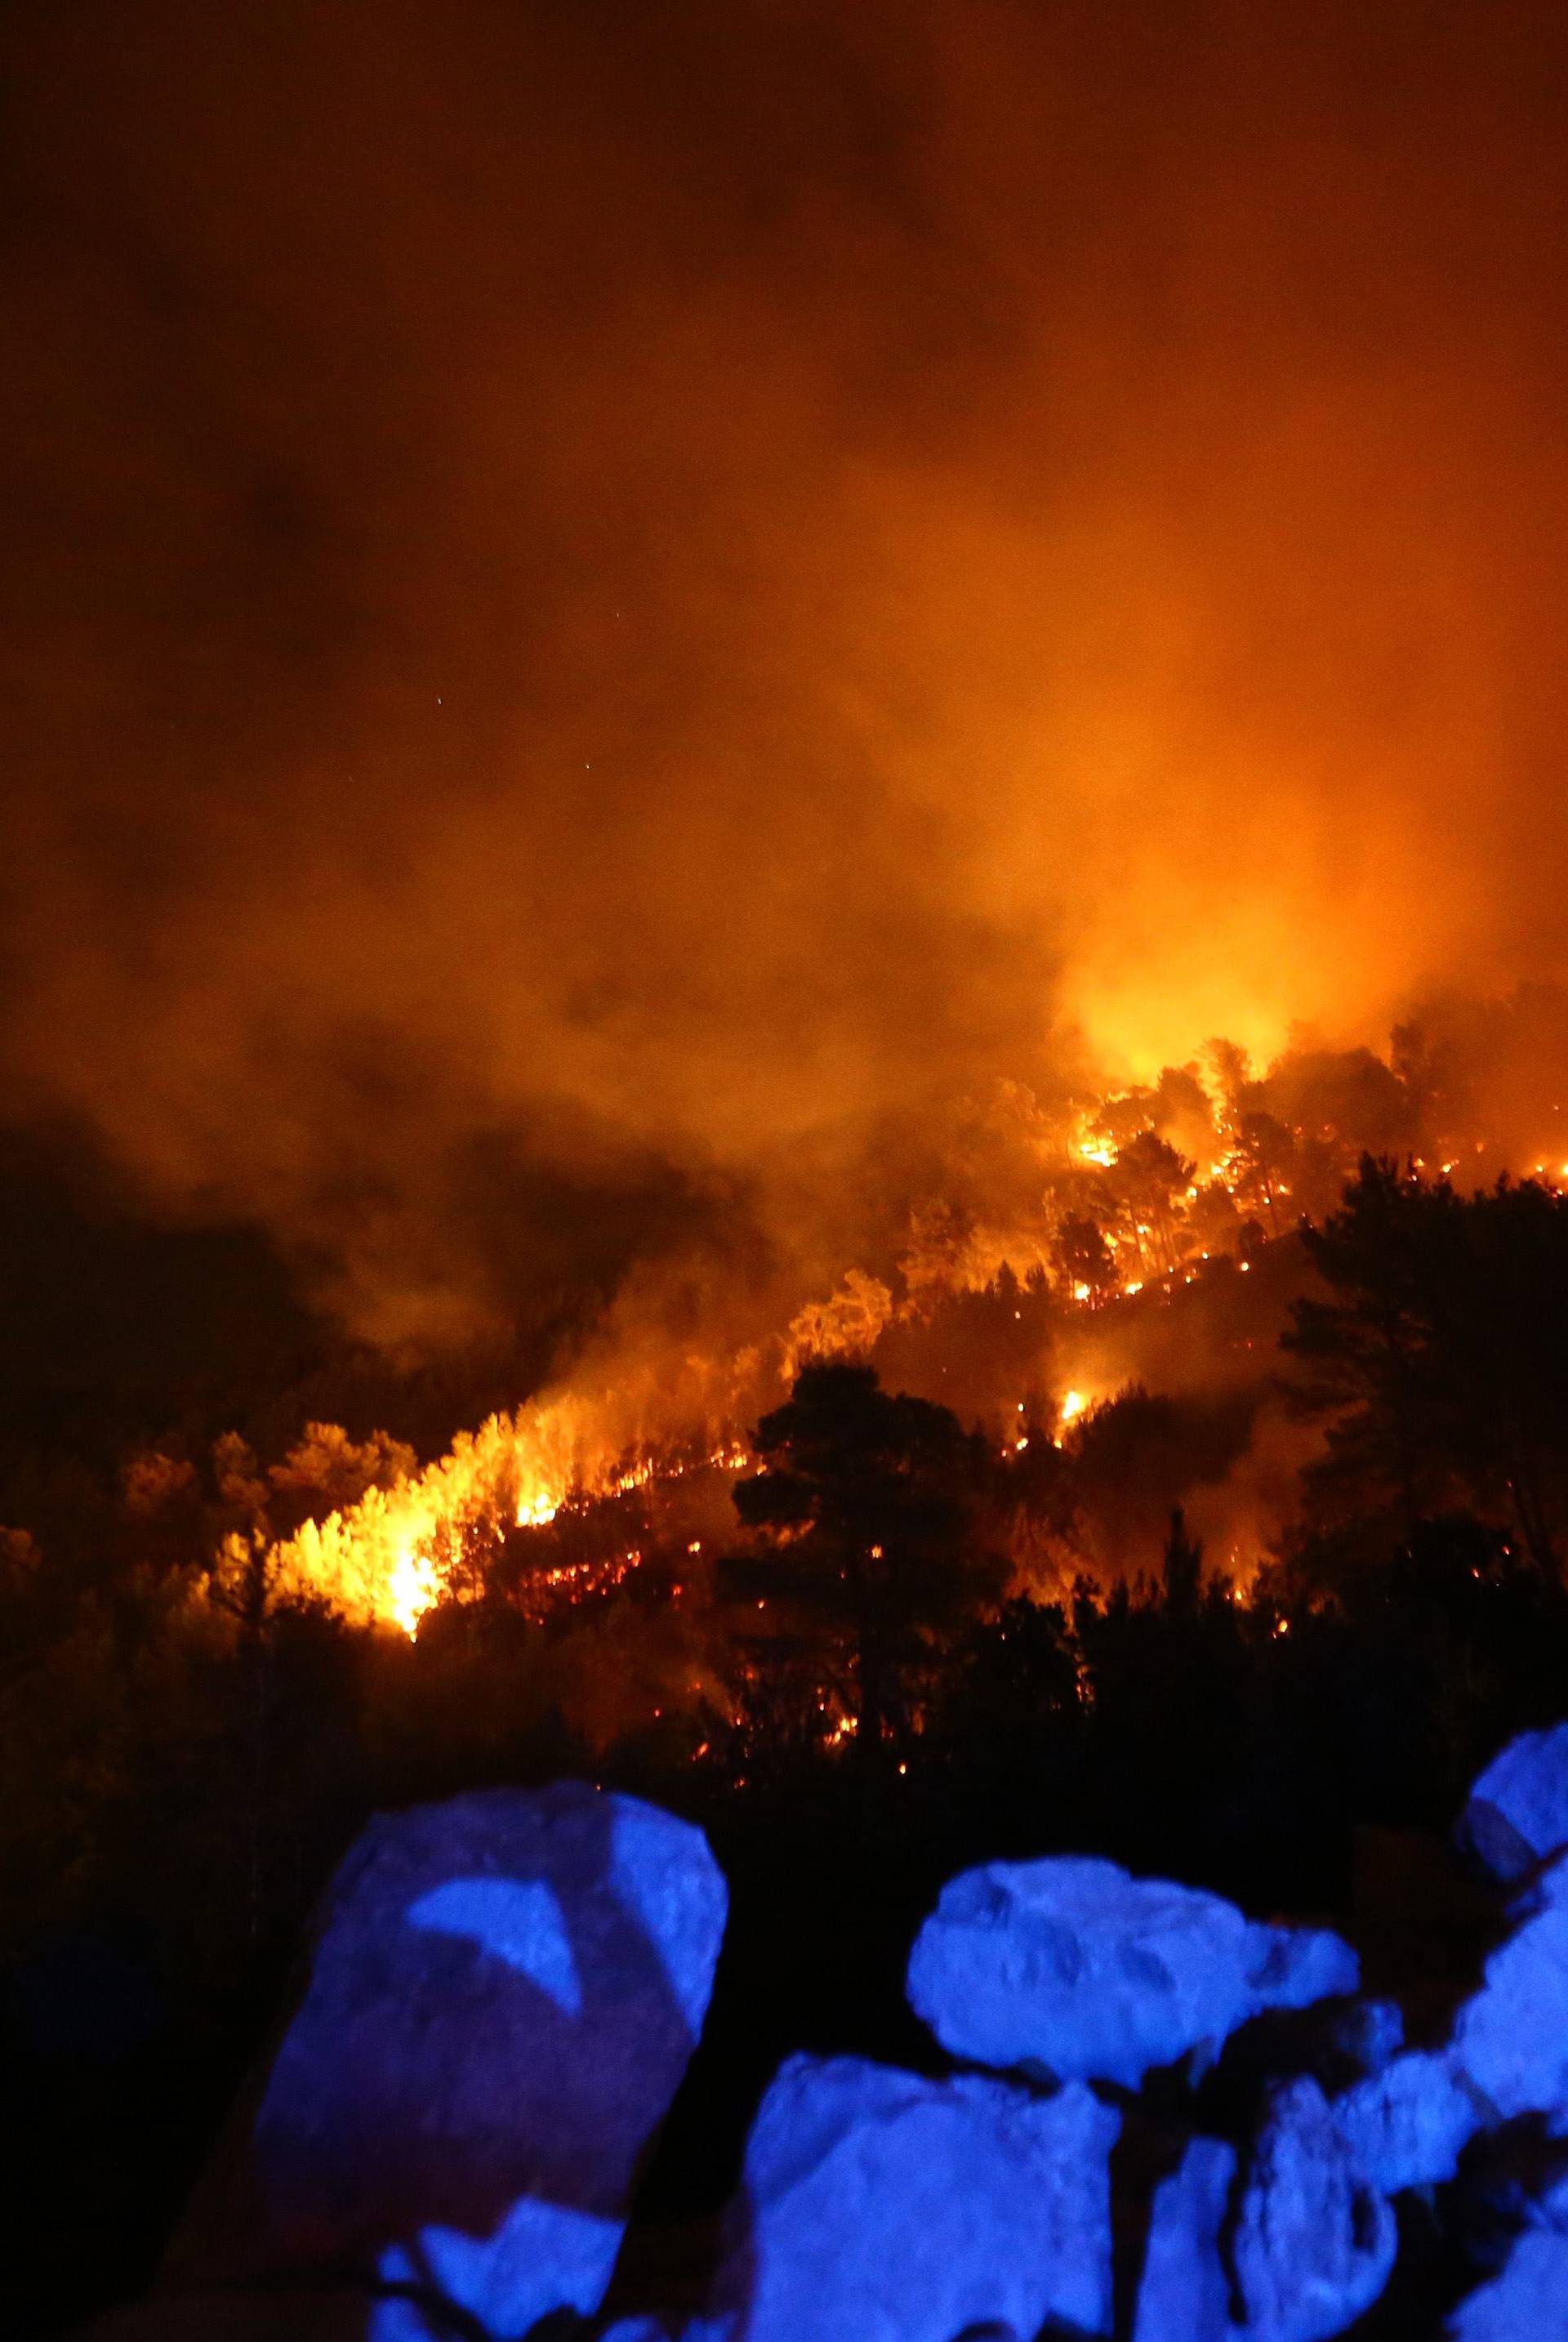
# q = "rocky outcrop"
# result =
<box><xmin>1229</xmin><ymin>2077</ymin><xmax>1398</xmax><ymax>2342</ymax></box>
<box><xmin>1447</xmin><ymin>2230</ymin><xmax>1568</xmax><ymax>2336</ymax></box>
<box><xmin>1131</xmin><ymin>2134</ymin><xmax>1238</xmax><ymax>2342</ymax></box>
<box><xmin>906</xmin><ymin>1854</ymin><xmax>1359</xmax><ymax>2088</ymax></box>
<box><xmin>1334</xmin><ymin>2049</ymin><xmax>1484</xmax><ymax>2192</ymax></box>
<box><xmin>1448</xmin><ymin>1850</ymin><xmax>1568</xmax><ymax>2121</ymax></box>
<box><xmin>91</xmin><ymin>1715</ymin><xmax>1568</xmax><ymax>2342</ymax></box>
<box><xmin>1459</xmin><ymin>1723</ymin><xmax>1568</xmax><ymax>1885</ymax></box>
<box><xmin>175</xmin><ymin>1782</ymin><xmax>727</xmax><ymax>2341</ymax></box>
<box><xmin>705</xmin><ymin>2054</ymin><xmax>1121</xmax><ymax>2342</ymax></box>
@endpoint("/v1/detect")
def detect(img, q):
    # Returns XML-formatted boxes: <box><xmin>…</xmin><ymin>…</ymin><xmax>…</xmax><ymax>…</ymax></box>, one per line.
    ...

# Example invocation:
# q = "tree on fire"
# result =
<box><xmin>1053</xmin><ymin>1211</ymin><xmax>1117</xmax><ymax>1305</ymax></box>
<box><xmin>1232</xmin><ymin>1109</ymin><xmax>1295</xmax><ymax>1237</ymax></box>
<box><xmin>725</xmin><ymin>1362</ymin><xmax>1000</xmax><ymax>1764</ymax></box>
<box><xmin>1285</xmin><ymin>1157</ymin><xmax>1568</xmax><ymax>1572</ymax></box>
<box><xmin>1111</xmin><ymin>1130</ymin><xmax>1196</xmax><ymax>1275</ymax></box>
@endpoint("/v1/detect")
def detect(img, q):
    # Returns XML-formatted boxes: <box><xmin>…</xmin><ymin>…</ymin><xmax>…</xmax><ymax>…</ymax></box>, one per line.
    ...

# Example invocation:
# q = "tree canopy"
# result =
<box><xmin>728</xmin><ymin>1362</ymin><xmax>1001</xmax><ymax>1760</ymax></box>
<box><xmin>1285</xmin><ymin>1157</ymin><xmax>1568</xmax><ymax>1570</ymax></box>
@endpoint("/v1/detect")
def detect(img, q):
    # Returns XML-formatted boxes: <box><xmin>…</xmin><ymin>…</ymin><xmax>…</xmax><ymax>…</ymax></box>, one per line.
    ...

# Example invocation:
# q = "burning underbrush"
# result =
<box><xmin>162</xmin><ymin>994</ymin><xmax>1568</xmax><ymax>1642</ymax></box>
<box><xmin>12</xmin><ymin>991</ymin><xmax>1568</xmax><ymax>1713</ymax></box>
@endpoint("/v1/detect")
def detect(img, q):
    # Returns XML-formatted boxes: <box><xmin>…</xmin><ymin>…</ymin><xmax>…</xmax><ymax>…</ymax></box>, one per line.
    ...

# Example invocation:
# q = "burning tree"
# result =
<box><xmin>1053</xmin><ymin>1211</ymin><xmax>1118</xmax><ymax>1306</ymax></box>
<box><xmin>1110</xmin><ymin>1130</ymin><xmax>1196</xmax><ymax>1277</ymax></box>
<box><xmin>1232</xmin><ymin>1110</ymin><xmax>1296</xmax><ymax>1238</ymax></box>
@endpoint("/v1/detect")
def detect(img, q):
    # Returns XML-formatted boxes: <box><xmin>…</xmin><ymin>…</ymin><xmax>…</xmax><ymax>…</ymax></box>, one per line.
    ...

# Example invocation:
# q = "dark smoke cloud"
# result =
<box><xmin>4</xmin><ymin>1</ymin><xmax>1568</xmax><ymax>1356</ymax></box>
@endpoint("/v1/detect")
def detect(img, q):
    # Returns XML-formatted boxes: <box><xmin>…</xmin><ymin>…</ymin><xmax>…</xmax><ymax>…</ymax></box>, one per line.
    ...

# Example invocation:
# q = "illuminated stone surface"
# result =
<box><xmin>708</xmin><ymin>2054</ymin><xmax>1120</xmax><ymax>2341</ymax></box>
<box><xmin>1131</xmin><ymin>2134</ymin><xmax>1238</xmax><ymax>2342</ymax></box>
<box><xmin>371</xmin><ymin>2197</ymin><xmax>625</xmax><ymax>2340</ymax></box>
<box><xmin>1451</xmin><ymin>2116</ymin><xmax>1568</xmax><ymax>2274</ymax></box>
<box><xmin>1460</xmin><ymin>1724</ymin><xmax>1568</xmax><ymax>1885</ymax></box>
<box><xmin>1230</xmin><ymin>2077</ymin><xmax>1396</xmax><ymax>2342</ymax></box>
<box><xmin>1334</xmin><ymin>2049</ymin><xmax>1482</xmax><ymax>2192</ymax></box>
<box><xmin>907</xmin><ymin>1855</ymin><xmax>1358</xmax><ymax>2088</ymax></box>
<box><xmin>1449</xmin><ymin>1851</ymin><xmax>1568</xmax><ymax>2120</ymax></box>
<box><xmin>1447</xmin><ymin>2231</ymin><xmax>1568</xmax><ymax>2337</ymax></box>
<box><xmin>180</xmin><ymin>1783</ymin><xmax>726</xmax><ymax>2342</ymax></box>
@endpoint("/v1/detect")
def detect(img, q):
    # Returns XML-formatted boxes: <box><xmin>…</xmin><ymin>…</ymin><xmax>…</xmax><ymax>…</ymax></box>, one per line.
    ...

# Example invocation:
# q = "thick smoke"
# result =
<box><xmin>5</xmin><ymin>0</ymin><xmax>1568</xmax><ymax>1358</ymax></box>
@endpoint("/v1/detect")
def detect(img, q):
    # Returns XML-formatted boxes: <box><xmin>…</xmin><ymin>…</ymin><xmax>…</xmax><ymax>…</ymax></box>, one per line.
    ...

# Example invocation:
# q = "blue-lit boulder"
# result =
<box><xmin>1447</xmin><ymin>2232</ymin><xmax>1568</xmax><ymax>2337</ymax></box>
<box><xmin>1312</xmin><ymin>1994</ymin><xmax>1405</xmax><ymax>2085</ymax></box>
<box><xmin>1334</xmin><ymin>2048</ymin><xmax>1484</xmax><ymax>2192</ymax></box>
<box><xmin>1459</xmin><ymin>1724</ymin><xmax>1568</xmax><ymax>1885</ymax></box>
<box><xmin>706</xmin><ymin>2054</ymin><xmax>1120</xmax><ymax>2341</ymax></box>
<box><xmin>907</xmin><ymin>1855</ymin><xmax>1359</xmax><ymax>2088</ymax></box>
<box><xmin>1449</xmin><ymin>1851</ymin><xmax>1568</xmax><ymax>2121</ymax></box>
<box><xmin>180</xmin><ymin>1783</ymin><xmax>726</xmax><ymax>2341</ymax></box>
<box><xmin>1229</xmin><ymin>2077</ymin><xmax>1397</xmax><ymax>2342</ymax></box>
<box><xmin>1131</xmin><ymin>2134</ymin><xmax>1238</xmax><ymax>2342</ymax></box>
<box><xmin>1450</xmin><ymin>2117</ymin><xmax>1568</xmax><ymax>2277</ymax></box>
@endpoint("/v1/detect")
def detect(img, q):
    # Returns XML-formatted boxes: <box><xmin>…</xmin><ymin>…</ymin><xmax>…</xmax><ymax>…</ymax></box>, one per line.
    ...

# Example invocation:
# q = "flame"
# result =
<box><xmin>260</xmin><ymin>1394</ymin><xmax>748</xmax><ymax>1638</ymax></box>
<box><xmin>388</xmin><ymin>1544</ymin><xmax>440</xmax><ymax>1639</ymax></box>
<box><xmin>253</xmin><ymin>1018</ymin><xmax>1568</xmax><ymax>1638</ymax></box>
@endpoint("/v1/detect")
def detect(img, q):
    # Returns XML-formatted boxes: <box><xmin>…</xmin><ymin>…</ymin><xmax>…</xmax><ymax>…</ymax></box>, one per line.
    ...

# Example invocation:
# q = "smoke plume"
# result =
<box><xmin>5</xmin><ymin>0</ymin><xmax>1568</xmax><ymax>1357</ymax></box>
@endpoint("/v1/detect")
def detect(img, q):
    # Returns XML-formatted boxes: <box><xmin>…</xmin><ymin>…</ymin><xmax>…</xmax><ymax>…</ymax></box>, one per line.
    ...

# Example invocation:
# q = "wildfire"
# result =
<box><xmin>388</xmin><ymin>1545</ymin><xmax>439</xmax><ymax>1639</ymax></box>
<box><xmin>254</xmin><ymin>1395</ymin><xmax>749</xmax><ymax>1639</ymax></box>
<box><xmin>245</xmin><ymin>1020</ymin><xmax>1568</xmax><ymax>1641</ymax></box>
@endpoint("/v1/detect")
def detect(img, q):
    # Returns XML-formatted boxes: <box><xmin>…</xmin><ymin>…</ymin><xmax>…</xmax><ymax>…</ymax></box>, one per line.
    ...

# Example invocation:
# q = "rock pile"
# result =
<box><xmin>906</xmin><ymin>1855</ymin><xmax>1359</xmax><ymax>2090</ymax></box>
<box><xmin>132</xmin><ymin>1782</ymin><xmax>728</xmax><ymax>2342</ymax></box>
<box><xmin>82</xmin><ymin>1723</ymin><xmax>1568</xmax><ymax>2340</ymax></box>
<box><xmin>705</xmin><ymin>2057</ymin><xmax>1120</xmax><ymax>2342</ymax></box>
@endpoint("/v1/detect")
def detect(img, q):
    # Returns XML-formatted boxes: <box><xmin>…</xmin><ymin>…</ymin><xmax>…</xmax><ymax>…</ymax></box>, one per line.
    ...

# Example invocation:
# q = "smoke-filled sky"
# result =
<box><xmin>5</xmin><ymin>0</ymin><xmax>1568</xmax><ymax>1358</ymax></box>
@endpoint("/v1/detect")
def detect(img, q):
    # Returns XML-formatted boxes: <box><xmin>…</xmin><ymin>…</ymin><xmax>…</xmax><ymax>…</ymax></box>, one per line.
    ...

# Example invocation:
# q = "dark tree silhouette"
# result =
<box><xmin>728</xmin><ymin>1363</ymin><xmax>1000</xmax><ymax>1764</ymax></box>
<box><xmin>1111</xmin><ymin>1130</ymin><xmax>1196</xmax><ymax>1274</ymax></box>
<box><xmin>1232</xmin><ymin>1109</ymin><xmax>1295</xmax><ymax>1238</ymax></box>
<box><xmin>1161</xmin><ymin>1505</ymin><xmax>1205</xmax><ymax>1615</ymax></box>
<box><xmin>1052</xmin><ymin>1211</ymin><xmax>1117</xmax><ymax>1305</ymax></box>
<box><xmin>1285</xmin><ymin>1157</ymin><xmax>1568</xmax><ymax>1570</ymax></box>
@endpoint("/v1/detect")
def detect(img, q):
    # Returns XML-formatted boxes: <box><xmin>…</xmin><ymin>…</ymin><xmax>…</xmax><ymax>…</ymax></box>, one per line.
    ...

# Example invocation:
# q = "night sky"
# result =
<box><xmin>6</xmin><ymin>1</ymin><xmax>1568</xmax><ymax>1381</ymax></box>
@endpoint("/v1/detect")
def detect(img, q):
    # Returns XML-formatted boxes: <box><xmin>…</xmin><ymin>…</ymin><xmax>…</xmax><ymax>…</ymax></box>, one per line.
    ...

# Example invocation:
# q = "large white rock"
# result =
<box><xmin>1447</xmin><ymin>2231</ymin><xmax>1568</xmax><ymax>2337</ymax></box>
<box><xmin>1449</xmin><ymin>1850</ymin><xmax>1568</xmax><ymax>2121</ymax></box>
<box><xmin>1460</xmin><ymin>1724</ymin><xmax>1568</xmax><ymax>1885</ymax></box>
<box><xmin>1230</xmin><ymin>2077</ymin><xmax>1398</xmax><ymax>2342</ymax></box>
<box><xmin>1334</xmin><ymin>2049</ymin><xmax>1484</xmax><ymax>2193</ymax></box>
<box><xmin>1132</xmin><ymin>2135</ymin><xmax>1239</xmax><ymax>2342</ymax></box>
<box><xmin>907</xmin><ymin>1856</ymin><xmax>1359</xmax><ymax>2088</ymax></box>
<box><xmin>179</xmin><ymin>1783</ymin><xmax>727</xmax><ymax>2342</ymax></box>
<box><xmin>707</xmin><ymin>2054</ymin><xmax>1120</xmax><ymax>2341</ymax></box>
